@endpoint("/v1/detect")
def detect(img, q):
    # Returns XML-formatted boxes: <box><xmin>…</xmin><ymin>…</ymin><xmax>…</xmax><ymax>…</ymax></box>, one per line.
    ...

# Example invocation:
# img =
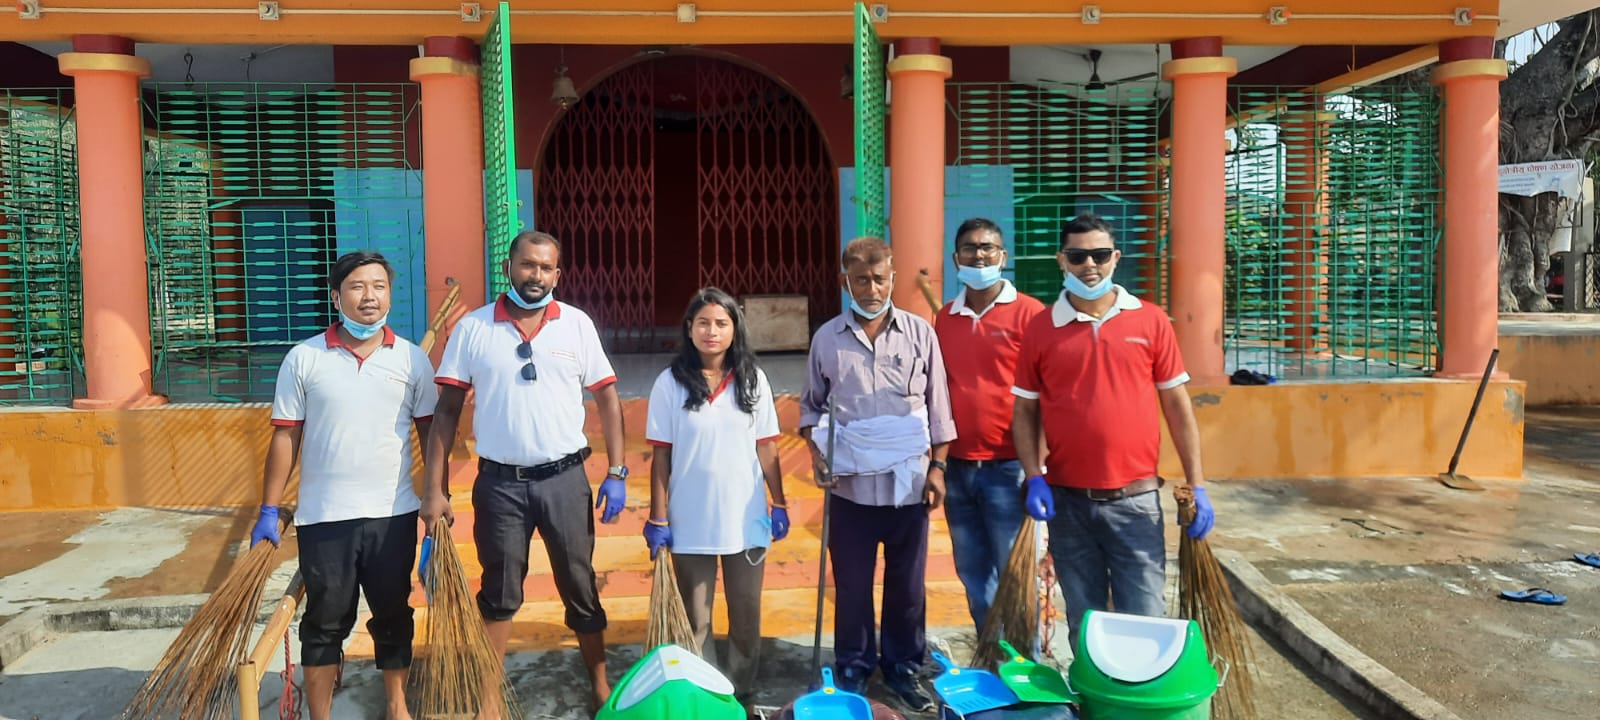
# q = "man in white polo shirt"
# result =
<box><xmin>253</xmin><ymin>250</ymin><xmax>437</xmax><ymax>720</ymax></box>
<box><xmin>422</xmin><ymin>231</ymin><xmax>629</xmax><ymax>713</ymax></box>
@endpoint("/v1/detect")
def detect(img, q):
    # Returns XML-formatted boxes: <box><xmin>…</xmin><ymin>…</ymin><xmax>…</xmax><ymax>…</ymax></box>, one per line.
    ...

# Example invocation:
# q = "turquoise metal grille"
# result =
<box><xmin>0</xmin><ymin>90</ymin><xmax>82</xmax><ymax>406</ymax></box>
<box><xmin>852</xmin><ymin>1</ymin><xmax>887</xmax><ymax>240</ymax></box>
<box><xmin>143</xmin><ymin>82</ymin><xmax>423</xmax><ymax>402</ymax></box>
<box><xmin>481</xmin><ymin>0</ymin><xmax>519</xmax><ymax>299</ymax></box>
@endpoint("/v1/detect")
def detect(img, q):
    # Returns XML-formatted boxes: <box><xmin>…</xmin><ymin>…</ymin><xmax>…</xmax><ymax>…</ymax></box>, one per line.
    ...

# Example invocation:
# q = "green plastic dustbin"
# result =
<box><xmin>1067</xmin><ymin>611</ymin><xmax>1219</xmax><ymax>720</ymax></box>
<box><xmin>597</xmin><ymin>644</ymin><xmax>746</xmax><ymax>720</ymax></box>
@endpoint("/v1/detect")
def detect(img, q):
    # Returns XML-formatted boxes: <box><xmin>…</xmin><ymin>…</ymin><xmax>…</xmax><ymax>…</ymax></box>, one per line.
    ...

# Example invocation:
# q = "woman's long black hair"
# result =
<box><xmin>671</xmin><ymin>287</ymin><xmax>760</xmax><ymax>413</ymax></box>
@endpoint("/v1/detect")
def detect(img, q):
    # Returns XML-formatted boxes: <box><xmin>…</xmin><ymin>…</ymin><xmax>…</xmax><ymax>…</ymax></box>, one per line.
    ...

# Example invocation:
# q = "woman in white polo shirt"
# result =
<box><xmin>643</xmin><ymin>287</ymin><xmax>788</xmax><ymax>700</ymax></box>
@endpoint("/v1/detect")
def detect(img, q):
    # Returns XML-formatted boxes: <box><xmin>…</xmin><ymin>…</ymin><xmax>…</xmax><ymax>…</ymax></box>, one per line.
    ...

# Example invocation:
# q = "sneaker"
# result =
<box><xmin>883</xmin><ymin>670</ymin><xmax>936</xmax><ymax>713</ymax></box>
<box><xmin>835</xmin><ymin>665</ymin><xmax>870</xmax><ymax>694</ymax></box>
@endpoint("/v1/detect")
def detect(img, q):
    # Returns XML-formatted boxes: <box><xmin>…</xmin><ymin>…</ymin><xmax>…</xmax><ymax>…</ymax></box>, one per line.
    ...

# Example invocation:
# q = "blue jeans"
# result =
<box><xmin>943</xmin><ymin>458</ymin><xmax>1026</xmax><ymax>630</ymax></box>
<box><xmin>1045</xmin><ymin>487</ymin><xmax>1167</xmax><ymax>649</ymax></box>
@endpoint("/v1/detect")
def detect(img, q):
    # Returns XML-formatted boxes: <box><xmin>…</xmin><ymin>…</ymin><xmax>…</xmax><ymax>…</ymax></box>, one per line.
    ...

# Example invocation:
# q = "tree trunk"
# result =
<box><xmin>1498</xmin><ymin>193</ymin><xmax>1557</xmax><ymax>311</ymax></box>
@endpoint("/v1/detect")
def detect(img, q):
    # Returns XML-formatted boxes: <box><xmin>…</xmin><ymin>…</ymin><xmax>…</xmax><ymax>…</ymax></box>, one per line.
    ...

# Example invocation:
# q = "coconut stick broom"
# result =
<box><xmin>971</xmin><ymin>519</ymin><xmax>1040</xmax><ymax>670</ymax></box>
<box><xmin>416</xmin><ymin>517</ymin><xmax>522</xmax><ymax>719</ymax></box>
<box><xmin>645</xmin><ymin>550</ymin><xmax>701</xmax><ymax>654</ymax></box>
<box><xmin>1175</xmin><ymin>485</ymin><xmax>1256</xmax><ymax>720</ymax></box>
<box><xmin>121</xmin><ymin>515</ymin><xmax>289</xmax><ymax>720</ymax></box>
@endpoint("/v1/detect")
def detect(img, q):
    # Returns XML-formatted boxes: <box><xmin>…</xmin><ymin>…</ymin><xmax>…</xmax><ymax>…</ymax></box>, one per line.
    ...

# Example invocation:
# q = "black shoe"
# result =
<box><xmin>835</xmin><ymin>665</ymin><xmax>870</xmax><ymax>694</ymax></box>
<box><xmin>883</xmin><ymin>670</ymin><xmax>935</xmax><ymax>713</ymax></box>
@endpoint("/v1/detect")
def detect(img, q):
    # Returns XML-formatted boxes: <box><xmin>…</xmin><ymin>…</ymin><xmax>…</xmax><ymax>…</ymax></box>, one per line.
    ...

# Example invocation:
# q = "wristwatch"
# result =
<box><xmin>606</xmin><ymin>465</ymin><xmax>629</xmax><ymax>480</ymax></box>
<box><xmin>928</xmin><ymin>459</ymin><xmax>948</xmax><ymax>473</ymax></box>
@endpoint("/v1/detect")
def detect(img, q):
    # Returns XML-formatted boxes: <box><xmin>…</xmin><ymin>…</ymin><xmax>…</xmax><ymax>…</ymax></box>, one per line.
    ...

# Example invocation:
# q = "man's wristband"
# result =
<box><xmin>647</xmin><ymin>518</ymin><xmax>669</xmax><ymax>527</ymax></box>
<box><xmin>928</xmin><ymin>459</ymin><xmax>948</xmax><ymax>473</ymax></box>
<box><xmin>770</xmin><ymin>502</ymin><xmax>788</xmax><ymax>509</ymax></box>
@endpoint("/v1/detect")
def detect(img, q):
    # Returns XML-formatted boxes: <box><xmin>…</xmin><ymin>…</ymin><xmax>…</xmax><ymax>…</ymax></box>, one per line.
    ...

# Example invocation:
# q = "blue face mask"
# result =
<box><xmin>336</xmin><ymin>300</ymin><xmax>387</xmax><ymax>340</ymax></box>
<box><xmin>956</xmin><ymin>264</ymin><xmax>1003</xmax><ymax>290</ymax></box>
<box><xmin>1063</xmin><ymin>270</ymin><xmax>1115</xmax><ymax>300</ymax></box>
<box><xmin>849</xmin><ymin>296</ymin><xmax>890</xmax><ymax>320</ymax></box>
<box><xmin>505</xmin><ymin>288</ymin><xmax>553</xmax><ymax>311</ymax></box>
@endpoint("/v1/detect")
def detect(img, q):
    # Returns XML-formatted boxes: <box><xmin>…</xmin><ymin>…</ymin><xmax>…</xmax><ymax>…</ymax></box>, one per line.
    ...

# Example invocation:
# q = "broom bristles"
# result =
<box><xmin>972</xmin><ymin>519</ymin><xmax>1039</xmax><ymax>670</ymax></box>
<box><xmin>416</xmin><ymin>518</ymin><xmax>522</xmax><ymax>719</ymax></box>
<box><xmin>122</xmin><ymin>520</ymin><xmax>284</xmax><ymax>720</ymax></box>
<box><xmin>645</xmin><ymin>551</ymin><xmax>700</xmax><ymax>655</ymax></box>
<box><xmin>1177</xmin><ymin>492</ymin><xmax>1257</xmax><ymax>720</ymax></box>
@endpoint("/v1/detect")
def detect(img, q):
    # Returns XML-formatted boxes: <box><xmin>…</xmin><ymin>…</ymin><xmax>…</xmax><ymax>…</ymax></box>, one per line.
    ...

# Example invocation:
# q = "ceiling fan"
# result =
<box><xmin>1083</xmin><ymin>49</ymin><xmax>1159</xmax><ymax>89</ymax></box>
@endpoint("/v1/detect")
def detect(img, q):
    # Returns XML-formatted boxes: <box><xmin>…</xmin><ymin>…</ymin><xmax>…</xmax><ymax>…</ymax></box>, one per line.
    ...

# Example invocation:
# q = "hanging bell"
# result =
<box><xmin>551</xmin><ymin>67</ymin><xmax>580</xmax><ymax>109</ymax></box>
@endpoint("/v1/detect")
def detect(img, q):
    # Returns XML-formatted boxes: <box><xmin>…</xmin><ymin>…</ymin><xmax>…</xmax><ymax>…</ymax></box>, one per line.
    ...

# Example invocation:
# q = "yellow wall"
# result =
<box><xmin>1497</xmin><ymin>333</ymin><xmax>1600</xmax><ymax>407</ymax></box>
<box><xmin>0</xmin><ymin>377</ymin><xmax>1525</xmax><ymax>511</ymax></box>
<box><xmin>1158</xmin><ymin>379</ymin><xmax>1525</xmax><ymax>480</ymax></box>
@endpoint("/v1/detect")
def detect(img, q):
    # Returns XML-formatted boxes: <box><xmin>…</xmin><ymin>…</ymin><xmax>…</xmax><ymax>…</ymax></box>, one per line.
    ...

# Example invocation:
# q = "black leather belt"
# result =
<box><xmin>1058</xmin><ymin>477</ymin><xmax>1164</xmax><ymax>502</ymax></box>
<box><xmin>479</xmin><ymin>447</ymin><xmax>592</xmax><ymax>482</ymax></box>
<box><xmin>950</xmin><ymin>457</ymin><xmax>1018</xmax><ymax>469</ymax></box>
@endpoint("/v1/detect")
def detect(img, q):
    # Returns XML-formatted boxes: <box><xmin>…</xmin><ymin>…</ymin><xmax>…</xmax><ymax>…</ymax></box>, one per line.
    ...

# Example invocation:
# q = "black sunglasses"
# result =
<box><xmin>515</xmin><ymin>341</ymin><xmax>538</xmax><ymax>382</ymax></box>
<box><xmin>1063</xmin><ymin>248</ymin><xmax>1115</xmax><ymax>265</ymax></box>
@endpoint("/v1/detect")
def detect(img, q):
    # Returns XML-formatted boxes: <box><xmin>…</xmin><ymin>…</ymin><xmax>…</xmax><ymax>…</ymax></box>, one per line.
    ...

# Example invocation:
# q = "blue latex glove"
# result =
<box><xmin>1023</xmin><ymin>475</ymin><xmax>1055</xmax><ymax>521</ymax></box>
<box><xmin>1186</xmin><ymin>486</ymin><xmax>1216</xmax><ymax>540</ymax></box>
<box><xmin>251</xmin><ymin>505</ymin><xmax>281</xmax><ymax>547</ymax></box>
<box><xmin>771</xmin><ymin>506</ymin><xmax>791</xmax><ymax>541</ymax></box>
<box><xmin>596</xmin><ymin>477</ymin><xmax>626</xmax><ymax>524</ymax></box>
<box><xmin>417</xmin><ymin>536</ymin><xmax>433</xmax><ymax>587</ymax></box>
<box><xmin>644</xmin><ymin>521</ymin><xmax>672</xmax><ymax>559</ymax></box>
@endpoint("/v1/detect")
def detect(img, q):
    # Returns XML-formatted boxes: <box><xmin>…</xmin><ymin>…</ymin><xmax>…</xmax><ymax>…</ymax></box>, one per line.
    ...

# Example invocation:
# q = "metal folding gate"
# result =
<box><xmin>538</xmin><ymin>56</ymin><xmax>838</xmax><ymax>350</ymax></box>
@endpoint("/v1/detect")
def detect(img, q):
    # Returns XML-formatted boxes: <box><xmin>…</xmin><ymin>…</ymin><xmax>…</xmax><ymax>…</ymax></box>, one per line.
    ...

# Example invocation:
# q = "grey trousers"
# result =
<box><xmin>673</xmin><ymin>550</ymin><xmax>767</xmax><ymax>694</ymax></box>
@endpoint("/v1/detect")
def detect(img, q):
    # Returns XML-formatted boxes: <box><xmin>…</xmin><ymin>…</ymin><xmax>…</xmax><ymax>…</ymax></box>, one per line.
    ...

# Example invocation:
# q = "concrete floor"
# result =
<box><xmin>5</xmin><ymin>407</ymin><xmax>1599</xmax><ymax>718</ymax></box>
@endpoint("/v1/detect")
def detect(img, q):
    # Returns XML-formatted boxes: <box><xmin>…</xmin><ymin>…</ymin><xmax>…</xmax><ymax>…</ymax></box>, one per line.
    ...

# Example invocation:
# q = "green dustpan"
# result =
<box><xmin>996</xmin><ymin>640</ymin><xmax>1077</xmax><ymax>705</ymax></box>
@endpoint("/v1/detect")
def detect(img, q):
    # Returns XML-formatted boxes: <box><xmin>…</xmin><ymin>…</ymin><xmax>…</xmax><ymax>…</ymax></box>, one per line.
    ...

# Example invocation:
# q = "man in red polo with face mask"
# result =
<box><xmin>1011</xmin><ymin>213</ymin><xmax>1215</xmax><ymax>646</ymax></box>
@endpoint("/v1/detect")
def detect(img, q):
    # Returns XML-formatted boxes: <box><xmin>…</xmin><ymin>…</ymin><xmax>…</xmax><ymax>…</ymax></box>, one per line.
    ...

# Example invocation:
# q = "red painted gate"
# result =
<box><xmin>538</xmin><ymin>55</ymin><xmax>837</xmax><ymax>352</ymax></box>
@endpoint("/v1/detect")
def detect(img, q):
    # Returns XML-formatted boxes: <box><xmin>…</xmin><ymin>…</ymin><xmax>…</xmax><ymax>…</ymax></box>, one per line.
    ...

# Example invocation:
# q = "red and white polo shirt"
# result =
<box><xmin>934</xmin><ymin>280</ymin><xmax>1047</xmax><ymax>461</ymax></box>
<box><xmin>435</xmin><ymin>297</ymin><xmax>617</xmax><ymax>467</ymax></box>
<box><xmin>1011</xmin><ymin>287</ymin><xmax>1189</xmax><ymax>490</ymax></box>
<box><xmin>270</xmin><ymin>325</ymin><xmax>438</xmax><ymax>526</ymax></box>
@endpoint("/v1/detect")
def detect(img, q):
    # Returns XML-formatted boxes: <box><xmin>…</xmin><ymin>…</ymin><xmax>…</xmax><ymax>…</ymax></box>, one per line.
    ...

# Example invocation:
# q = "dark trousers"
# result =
<box><xmin>298</xmin><ymin>512</ymin><xmax>418</xmax><ymax>669</ymax></box>
<box><xmin>829</xmin><ymin>496</ymin><xmax>929</xmax><ymax>677</ymax></box>
<box><xmin>472</xmin><ymin>462</ymin><xmax>607</xmax><ymax>632</ymax></box>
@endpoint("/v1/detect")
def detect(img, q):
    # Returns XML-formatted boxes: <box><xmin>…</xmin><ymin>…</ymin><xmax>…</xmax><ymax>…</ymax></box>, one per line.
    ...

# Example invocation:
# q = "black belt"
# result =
<box><xmin>1058</xmin><ymin>477</ymin><xmax>1164</xmax><ymax>502</ymax></box>
<box><xmin>950</xmin><ymin>457</ymin><xmax>1018</xmax><ymax>469</ymax></box>
<box><xmin>479</xmin><ymin>447</ymin><xmax>592</xmax><ymax>482</ymax></box>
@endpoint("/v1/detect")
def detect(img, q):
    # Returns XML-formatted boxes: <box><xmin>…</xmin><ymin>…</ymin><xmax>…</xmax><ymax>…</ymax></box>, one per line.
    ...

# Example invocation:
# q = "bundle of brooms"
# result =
<box><xmin>416</xmin><ymin>517</ymin><xmax>521</xmax><ymax>719</ymax></box>
<box><xmin>971</xmin><ymin>519</ymin><xmax>1040</xmax><ymax>670</ymax></box>
<box><xmin>644</xmin><ymin>550</ymin><xmax>700</xmax><ymax>655</ymax></box>
<box><xmin>1175</xmin><ymin>485</ymin><xmax>1256</xmax><ymax>720</ymax></box>
<box><xmin>121</xmin><ymin>514</ymin><xmax>290</xmax><ymax>720</ymax></box>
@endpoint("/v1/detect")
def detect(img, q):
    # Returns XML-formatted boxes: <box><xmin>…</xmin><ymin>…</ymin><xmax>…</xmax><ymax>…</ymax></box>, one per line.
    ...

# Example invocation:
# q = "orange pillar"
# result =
<box><xmin>887</xmin><ymin>38</ymin><xmax>952</xmax><ymax>323</ymax></box>
<box><xmin>1433</xmin><ymin>37</ymin><xmax>1508</xmax><ymax>379</ymax></box>
<box><xmin>1282</xmin><ymin>108</ymin><xmax>1336</xmax><ymax>354</ymax></box>
<box><xmin>410</xmin><ymin>37</ymin><xmax>487</xmax><ymax>363</ymax></box>
<box><xmin>1162</xmin><ymin>38</ymin><xmax>1236</xmax><ymax>385</ymax></box>
<box><xmin>59</xmin><ymin>36</ymin><xmax>165</xmax><ymax>409</ymax></box>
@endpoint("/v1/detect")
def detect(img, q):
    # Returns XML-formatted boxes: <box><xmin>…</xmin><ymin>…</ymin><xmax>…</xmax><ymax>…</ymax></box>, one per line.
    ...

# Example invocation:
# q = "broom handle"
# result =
<box><xmin>811</xmin><ymin>393</ymin><xmax>838</xmax><ymax>676</ymax></box>
<box><xmin>418</xmin><ymin>277</ymin><xmax>461</xmax><ymax>354</ymax></box>
<box><xmin>1446</xmin><ymin>348</ymin><xmax>1499</xmax><ymax>476</ymax></box>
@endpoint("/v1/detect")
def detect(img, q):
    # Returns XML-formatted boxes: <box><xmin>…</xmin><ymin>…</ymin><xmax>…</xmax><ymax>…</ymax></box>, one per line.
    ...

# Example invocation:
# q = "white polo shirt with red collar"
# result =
<box><xmin>645</xmin><ymin>368</ymin><xmax>781</xmax><ymax>555</ymax></box>
<box><xmin>435</xmin><ymin>296</ymin><xmax>617</xmax><ymax>467</ymax></box>
<box><xmin>270</xmin><ymin>324</ymin><xmax>439</xmax><ymax>526</ymax></box>
<box><xmin>1011</xmin><ymin>286</ymin><xmax>1189</xmax><ymax>490</ymax></box>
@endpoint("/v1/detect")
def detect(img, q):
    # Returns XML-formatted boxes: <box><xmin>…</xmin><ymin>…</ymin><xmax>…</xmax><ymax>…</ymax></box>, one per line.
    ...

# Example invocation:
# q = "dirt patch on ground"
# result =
<box><xmin>101</xmin><ymin>507</ymin><xmax>299</xmax><ymax>599</ymax></box>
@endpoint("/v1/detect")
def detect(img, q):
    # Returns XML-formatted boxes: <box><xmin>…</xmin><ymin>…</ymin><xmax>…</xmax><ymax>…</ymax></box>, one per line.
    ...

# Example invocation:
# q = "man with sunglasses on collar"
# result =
<box><xmin>1011</xmin><ymin>213</ymin><xmax>1214</xmax><ymax>646</ymax></box>
<box><xmin>422</xmin><ymin>231</ymin><xmax>628</xmax><ymax>713</ymax></box>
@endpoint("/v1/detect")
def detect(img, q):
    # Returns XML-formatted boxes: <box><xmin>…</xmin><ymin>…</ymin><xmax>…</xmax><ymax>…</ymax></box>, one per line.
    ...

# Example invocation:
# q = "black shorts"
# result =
<box><xmin>298</xmin><ymin>512</ymin><xmax>418</xmax><ymax>669</ymax></box>
<box><xmin>472</xmin><ymin>462</ymin><xmax>607</xmax><ymax>633</ymax></box>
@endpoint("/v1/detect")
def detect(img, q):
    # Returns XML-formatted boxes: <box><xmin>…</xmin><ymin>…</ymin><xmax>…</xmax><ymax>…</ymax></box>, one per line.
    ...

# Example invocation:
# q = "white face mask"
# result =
<box><xmin>335</xmin><ymin>299</ymin><xmax>387</xmax><ymax>340</ymax></box>
<box><xmin>956</xmin><ymin>264</ymin><xmax>1003</xmax><ymax>290</ymax></box>
<box><xmin>1063</xmin><ymin>270</ymin><xmax>1114</xmax><ymax>300</ymax></box>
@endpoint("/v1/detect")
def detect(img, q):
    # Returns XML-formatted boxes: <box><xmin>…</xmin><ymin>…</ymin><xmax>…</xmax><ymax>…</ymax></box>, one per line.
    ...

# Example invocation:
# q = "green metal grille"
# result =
<box><xmin>852</xmin><ymin>1</ymin><xmax>887</xmax><ymax>240</ymax></box>
<box><xmin>482</xmin><ymin>0</ymin><xmax>519</xmax><ymax>299</ymax></box>
<box><xmin>1225</xmin><ymin>86</ymin><xmax>1441</xmax><ymax>378</ymax></box>
<box><xmin>0</xmin><ymin>90</ymin><xmax>82</xmax><ymax>406</ymax></box>
<box><xmin>144</xmin><ymin>82</ymin><xmax>423</xmax><ymax>403</ymax></box>
<box><xmin>949</xmin><ymin>82</ymin><xmax>1170</xmax><ymax>305</ymax></box>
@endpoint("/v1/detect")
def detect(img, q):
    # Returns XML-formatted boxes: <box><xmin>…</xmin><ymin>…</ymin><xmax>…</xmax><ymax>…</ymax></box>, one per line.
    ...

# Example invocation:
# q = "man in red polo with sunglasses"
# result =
<box><xmin>422</xmin><ymin>231</ymin><xmax>628</xmax><ymax>714</ymax></box>
<box><xmin>1011</xmin><ymin>213</ymin><xmax>1214</xmax><ymax>646</ymax></box>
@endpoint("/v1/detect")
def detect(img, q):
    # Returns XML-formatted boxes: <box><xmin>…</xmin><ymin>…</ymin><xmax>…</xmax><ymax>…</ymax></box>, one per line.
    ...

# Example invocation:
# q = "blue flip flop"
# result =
<box><xmin>1499</xmin><ymin>587</ymin><xmax>1566</xmax><ymax>605</ymax></box>
<box><xmin>1574</xmin><ymin>552</ymin><xmax>1600</xmax><ymax>569</ymax></box>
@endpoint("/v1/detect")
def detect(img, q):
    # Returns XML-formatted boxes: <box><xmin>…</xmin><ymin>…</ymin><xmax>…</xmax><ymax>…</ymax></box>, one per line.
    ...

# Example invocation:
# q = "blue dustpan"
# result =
<box><xmin>931</xmin><ymin>651</ymin><xmax>1020</xmax><ymax>716</ymax></box>
<box><xmin>793</xmin><ymin>667</ymin><xmax>873</xmax><ymax>719</ymax></box>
